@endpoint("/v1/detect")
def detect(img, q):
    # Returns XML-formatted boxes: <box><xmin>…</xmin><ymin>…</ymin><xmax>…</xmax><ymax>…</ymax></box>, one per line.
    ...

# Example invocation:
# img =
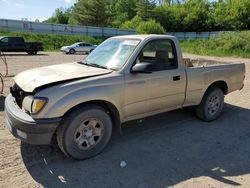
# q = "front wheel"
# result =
<box><xmin>196</xmin><ymin>86</ymin><xmax>224</xmax><ymax>121</ymax></box>
<box><xmin>69</xmin><ymin>49</ymin><xmax>75</xmax><ymax>54</ymax></box>
<box><xmin>57</xmin><ymin>105</ymin><xmax>112</xmax><ymax>160</ymax></box>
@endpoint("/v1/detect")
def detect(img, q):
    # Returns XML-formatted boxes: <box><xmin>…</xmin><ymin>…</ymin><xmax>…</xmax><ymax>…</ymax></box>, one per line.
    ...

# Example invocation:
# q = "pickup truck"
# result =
<box><xmin>0</xmin><ymin>36</ymin><xmax>43</xmax><ymax>55</ymax></box>
<box><xmin>4</xmin><ymin>35</ymin><xmax>245</xmax><ymax>160</ymax></box>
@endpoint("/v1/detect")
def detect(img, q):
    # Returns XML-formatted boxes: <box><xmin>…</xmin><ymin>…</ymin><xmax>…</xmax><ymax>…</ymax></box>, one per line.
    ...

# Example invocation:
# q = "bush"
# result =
<box><xmin>121</xmin><ymin>15</ymin><xmax>143</xmax><ymax>30</ymax></box>
<box><xmin>122</xmin><ymin>17</ymin><xmax>165</xmax><ymax>34</ymax></box>
<box><xmin>180</xmin><ymin>31</ymin><xmax>250</xmax><ymax>58</ymax></box>
<box><xmin>0</xmin><ymin>30</ymin><xmax>103</xmax><ymax>51</ymax></box>
<box><xmin>136</xmin><ymin>19</ymin><xmax>165</xmax><ymax>34</ymax></box>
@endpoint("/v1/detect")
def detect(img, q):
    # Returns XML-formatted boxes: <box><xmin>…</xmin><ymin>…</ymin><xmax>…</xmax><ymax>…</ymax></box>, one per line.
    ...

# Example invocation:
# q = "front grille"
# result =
<box><xmin>10</xmin><ymin>83</ymin><xmax>27</xmax><ymax>108</ymax></box>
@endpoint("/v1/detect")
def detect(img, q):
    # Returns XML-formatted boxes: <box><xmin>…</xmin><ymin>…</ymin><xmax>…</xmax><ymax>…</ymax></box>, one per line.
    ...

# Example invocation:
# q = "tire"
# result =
<box><xmin>57</xmin><ymin>105</ymin><xmax>112</xmax><ymax>160</ymax></box>
<box><xmin>69</xmin><ymin>49</ymin><xmax>75</xmax><ymax>54</ymax></box>
<box><xmin>27</xmin><ymin>47</ymin><xmax>38</xmax><ymax>55</ymax></box>
<box><xmin>196</xmin><ymin>86</ymin><xmax>224</xmax><ymax>121</ymax></box>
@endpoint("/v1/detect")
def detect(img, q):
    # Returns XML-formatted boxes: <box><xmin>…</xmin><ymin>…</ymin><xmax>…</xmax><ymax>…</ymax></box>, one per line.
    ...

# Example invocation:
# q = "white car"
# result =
<box><xmin>60</xmin><ymin>42</ymin><xmax>97</xmax><ymax>54</ymax></box>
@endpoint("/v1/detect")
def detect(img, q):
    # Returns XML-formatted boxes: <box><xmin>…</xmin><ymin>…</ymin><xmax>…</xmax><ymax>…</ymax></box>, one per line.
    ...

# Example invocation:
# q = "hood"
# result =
<box><xmin>14</xmin><ymin>62</ymin><xmax>113</xmax><ymax>92</ymax></box>
<box><xmin>61</xmin><ymin>46</ymin><xmax>70</xmax><ymax>49</ymax></box>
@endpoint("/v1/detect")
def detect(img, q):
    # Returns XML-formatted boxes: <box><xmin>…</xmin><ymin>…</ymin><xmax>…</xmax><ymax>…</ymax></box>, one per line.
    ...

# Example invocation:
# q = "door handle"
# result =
<box><xmin>173</xmin><ymin>75</ymin><xmax>180</xmax><ymax>81</ymax></box>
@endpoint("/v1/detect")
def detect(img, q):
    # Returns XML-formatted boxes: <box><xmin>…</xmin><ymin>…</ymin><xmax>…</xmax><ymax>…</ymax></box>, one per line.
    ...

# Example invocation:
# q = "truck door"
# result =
<box><xmin>9</xmin><ymin>37</ymin><xmax>25</xmax><ymax>52</ymax></box>
<box><xmin>124</xmin><ymin>71</ymin><xmax>150</xmax><ymax>119</ymax></box>
<box><xmin>0</xmin><ymin>37</ymin><xmax>11</xmax><ymax>52</ymax></box>
<box><xmin>133</xmin><ymin>39</ymin><xmax>186</xmax><ymax>112</ymax></box>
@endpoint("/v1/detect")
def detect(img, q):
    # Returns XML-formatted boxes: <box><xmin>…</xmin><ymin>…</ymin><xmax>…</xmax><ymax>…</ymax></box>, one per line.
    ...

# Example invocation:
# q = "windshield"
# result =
<box><xmin>84</xmin><ymin>38</ymin><xmax>140</xmax><ymax>70</ymax></box>
<box><xmin>72</xmin><ymin>42</ymin><xmax>80</xmax><ymax>46</ymax></box>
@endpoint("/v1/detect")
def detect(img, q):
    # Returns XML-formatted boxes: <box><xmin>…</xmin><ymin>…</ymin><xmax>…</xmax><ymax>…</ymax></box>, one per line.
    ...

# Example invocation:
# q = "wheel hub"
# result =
<box><xmin>208</xmin><ymin>94</ymin><xmax>220</xmax><ymax>115</ymax></box>
<box><xmin>74</xmin><ymin>118</ymin><xmax>104</xmax><ymax>150</ymax></box>
<box><xmin>83</xmin><ymin>127</ymin><xmax>93</xmax><ymax>138</ymax></box>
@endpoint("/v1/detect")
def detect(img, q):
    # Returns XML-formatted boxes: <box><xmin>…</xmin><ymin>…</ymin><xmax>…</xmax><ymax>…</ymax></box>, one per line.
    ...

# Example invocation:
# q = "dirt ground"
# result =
<box><xmin>0</xmin><ymin>52</ymin><xmax>250</xmax><ymax>188</ymax></box>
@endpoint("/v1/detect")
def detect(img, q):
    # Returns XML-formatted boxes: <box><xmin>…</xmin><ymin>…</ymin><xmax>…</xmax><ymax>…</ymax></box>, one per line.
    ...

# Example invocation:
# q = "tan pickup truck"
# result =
<box><xmin>5</xmin><ymin>35</ymin><xmax>245</xmax><ymax>159</ymax></box>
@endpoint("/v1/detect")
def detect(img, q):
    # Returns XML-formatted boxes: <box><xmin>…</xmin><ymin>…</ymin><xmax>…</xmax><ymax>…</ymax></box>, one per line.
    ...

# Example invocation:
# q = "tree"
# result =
<box><xmin>213</xmin><ymin>0</ymin><xmax>250</xmax><ymax>30</ymax></box>
<box><xmin>71</xmin><ymin>0</ymin><xmax>112</xmax><ymax>27</ymax></box>
<box><xmin>115</xmin><ymin>0</ymin><xmax>137</xmax><ymax>20</ymax></box>
<box><xmin>112</xmin><ymin>0</ymin><xmax>137</xmax><ymax>27</ymax></box>
<box><xmin>136</xmin><ymin>0</ymin><xmax>156</xmax><ymax>21</ymax></box>
<box><xmin>182</xmin><ymin>0</ymin><xmax>211</xmax><ymax>32</ymax></box>
<box><xmin>153</xmin><ymin>4</ymin><xmax>186</xmax><ymax>32</ymax></box>
<box><xmin>121</xmin><ymin>15</ymin><xmax>143</xmax><ymax>30</ymax></box>
<box><xmin>45</xmin><ymin>8</ymin><xmax>71</xmax><ymax>24</ymax></box>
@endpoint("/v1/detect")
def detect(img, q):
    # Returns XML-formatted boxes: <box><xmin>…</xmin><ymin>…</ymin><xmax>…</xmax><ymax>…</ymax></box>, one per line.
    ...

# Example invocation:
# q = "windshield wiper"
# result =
<box><xmin>78</xmin><ymin>60</ymin><xmax>89</xmax><ymax>65</ymax></box>
<box><xmin>78</xmin><ymin>61</ymin><xmax>115</xmax><ymax>70</ymax></box>
<box><xmin>88</xmin><ymin>63</ymin><xmax>108</xmax><ymax>69</ymax></box>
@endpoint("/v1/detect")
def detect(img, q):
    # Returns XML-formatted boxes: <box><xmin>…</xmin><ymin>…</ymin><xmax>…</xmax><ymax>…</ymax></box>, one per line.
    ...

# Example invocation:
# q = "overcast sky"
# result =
<box><xmin>0</xmin><ymin>0</ymin><xmax>76</xmax><ymax>21</ymax></box>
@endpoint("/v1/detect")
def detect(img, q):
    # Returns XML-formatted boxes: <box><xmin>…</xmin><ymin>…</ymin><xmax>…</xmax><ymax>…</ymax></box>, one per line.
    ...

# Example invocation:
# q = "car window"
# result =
<box><xmin>1</xmin><ymin>37</ymin><xmax>8</xmax><ymax>43</ymax></box>
<box><xmin>85</xmin><ymin>38</ymin><xmax>140</xmax><ymax>70</ymax></box>
<box><xmin>10</xmin><ymin>37</ymin><xmax>23</xmax><ymax>43</ymax></box>
<box><xmin>136</xmin><ymin>39</ymin><xmax>177</xmax><ymax>72</ymax></box>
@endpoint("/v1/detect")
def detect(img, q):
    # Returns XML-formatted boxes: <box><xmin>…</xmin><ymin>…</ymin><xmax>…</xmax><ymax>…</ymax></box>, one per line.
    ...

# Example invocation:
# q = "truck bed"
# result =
<box><xmin>183</xmin><ymin>58</ymin><xmax>245</xmax><ymax>107</ymax></box>
<box><xmin>184</xmin><ymin>58</ymin><xmax>232</xmax><ymax>67</ymax></box>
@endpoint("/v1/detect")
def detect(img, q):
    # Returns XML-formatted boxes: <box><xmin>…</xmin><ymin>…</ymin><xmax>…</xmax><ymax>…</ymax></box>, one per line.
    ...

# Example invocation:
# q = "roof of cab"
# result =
<box><xmin>111</xmin><ymin>34</ymin><xmax>176</xmax><ymax>40</ymax></box>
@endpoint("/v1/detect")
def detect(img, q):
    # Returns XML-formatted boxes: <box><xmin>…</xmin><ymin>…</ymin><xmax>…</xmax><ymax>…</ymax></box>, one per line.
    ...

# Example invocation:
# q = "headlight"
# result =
<box><xmin>31</xmin><ymin>97</ymin><xmax>47</xmax><ymax>114</ymax></box>
<box><xmin>23</xmin><ymin>96</ymin><xmax>47</xmax><ymax>114</ymax></box>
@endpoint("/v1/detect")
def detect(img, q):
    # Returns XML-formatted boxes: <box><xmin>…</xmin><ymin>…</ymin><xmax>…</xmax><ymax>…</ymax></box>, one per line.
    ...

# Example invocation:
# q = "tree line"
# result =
<box><xmin>45</xmin><ymin>0</ymin><xmax>250</xmax><ymax>34</ymax></box>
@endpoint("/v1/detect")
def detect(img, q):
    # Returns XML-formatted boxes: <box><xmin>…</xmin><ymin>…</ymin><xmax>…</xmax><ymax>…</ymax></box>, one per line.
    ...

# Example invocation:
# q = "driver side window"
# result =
<box><xmin>136</xmin><ymin>39</ymin><xmax>177</xmax><ymax>72</ymax></box>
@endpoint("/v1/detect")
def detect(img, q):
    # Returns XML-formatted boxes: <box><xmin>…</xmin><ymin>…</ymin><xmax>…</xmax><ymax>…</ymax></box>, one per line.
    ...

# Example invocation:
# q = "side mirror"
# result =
<box><xmin>131</xmin><ymin>62</ymin><xmax>152</xmax><ymax>74</ymax></box>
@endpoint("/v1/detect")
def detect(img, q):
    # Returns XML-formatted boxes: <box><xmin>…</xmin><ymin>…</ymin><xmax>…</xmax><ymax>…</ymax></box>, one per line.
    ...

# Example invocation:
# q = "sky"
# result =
<box><xmin>0</xmin><ymin>0</ymin><xmax>76</xmax><ymax>22</ymax></box>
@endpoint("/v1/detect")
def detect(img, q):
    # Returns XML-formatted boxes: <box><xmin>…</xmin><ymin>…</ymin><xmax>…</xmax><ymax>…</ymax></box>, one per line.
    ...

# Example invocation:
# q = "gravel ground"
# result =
<box><xmin>0</xmin><ymin>52</ymin><xmax>250</xmax><ymax>188</ymax></box>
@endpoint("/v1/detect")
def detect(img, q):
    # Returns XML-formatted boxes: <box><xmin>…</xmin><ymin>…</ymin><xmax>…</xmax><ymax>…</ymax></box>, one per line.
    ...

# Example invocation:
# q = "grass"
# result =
<box><xmin>1</xmin><ymin>29</ymin><xmax>250</xmax><ymax>58</ymax></box>
<box><xmin>0</xmin><ymin>29</ymin><xmax>104</xmax><ymax>51</ymax></box>
<box><xmin>180</xmin><ymin>31</ymin><xmax>250</xmax><ymax>58</ymax></box>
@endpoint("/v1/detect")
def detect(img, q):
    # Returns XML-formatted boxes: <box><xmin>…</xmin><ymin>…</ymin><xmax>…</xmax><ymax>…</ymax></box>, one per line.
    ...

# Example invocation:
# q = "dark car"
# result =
<box><xmin>0</xmin><ymin>36</ymin><xmax>43</xmax><ymax>55</ymax></box>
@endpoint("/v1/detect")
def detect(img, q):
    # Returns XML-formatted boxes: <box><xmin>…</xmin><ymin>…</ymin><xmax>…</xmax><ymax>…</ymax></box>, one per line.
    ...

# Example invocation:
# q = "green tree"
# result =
<box><xmin>71</xmin><ymin>0</ymin><xmax>112</xmax><ymax>27</ymax></box>
<box><xmin>182</xmin><ymin>0</ymin><xmax>211</xmax><ymax>31</ymax></box>
<box><xmin>153</xmin><ymin>4</ymin><xmax>186</xmax><ymax>32</ymax></box>
<box><xmin>115</xmin><ymin>0</ymin><xmax>137</xmax><ymax>20</ymax></box>
<box><xmin>112</xmin><ymin>0</ymin><xmax>137</xmax><ymax>27</ymax></box>
<box><xmin>45</xmin><ymin>8</ymin><xmax>71</xmax><ymax>24</ymax></box>
<box><xmin>136</xmin><ymin>0</ymin><xmax>156</xmax><ymax>21</ymax></box>
<box><xmin>213</xmin><ymin>0</ymin><xmax>250</xmax><ymax>30</ymax></box>
<box><xmin>121</xmin><ymin>15</ymin><xmax>143</xmax><ymax>30</ymax></box>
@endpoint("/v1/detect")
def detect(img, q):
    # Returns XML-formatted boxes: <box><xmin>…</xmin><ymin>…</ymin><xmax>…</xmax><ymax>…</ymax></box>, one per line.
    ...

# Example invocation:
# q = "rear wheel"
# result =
<box><xmin>196</xmin><ymin>86</ymin><xmax>224</xmax><ymax>121</ymax></box>
<box><xmin>27</xmin><ymin>46</ymin><xmax>38</xmax><ymax>55</ymax></box>
<box><xmin>57</xmin><ymin>105</ymin><xmax>112</xmax><ymax>160</ymax></box>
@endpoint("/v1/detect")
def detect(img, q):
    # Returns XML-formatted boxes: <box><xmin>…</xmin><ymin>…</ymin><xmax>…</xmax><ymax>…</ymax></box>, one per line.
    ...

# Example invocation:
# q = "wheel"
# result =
<box><xmin>57</xmin><ymin>105</ymin><xmax>112</xmax><ymax>160</ymax></box>
<box><xmin>90</xmin><ymin>49</ymin><xmax>94</xmax><ymax>53</ymax></box>
<box><xmin>196</xmin><ymin>86</ymin><xmax>224</xmax><ymax>121</ymax></box>
<box><xmin>69</xmin><ymin>49</ymin><xmax>75</xmax><ymax>54</ymax></box>
<box><xmin>27</xmin><ymin>47</ymin><xmax>38</xmax><ymax>55</ymax></box>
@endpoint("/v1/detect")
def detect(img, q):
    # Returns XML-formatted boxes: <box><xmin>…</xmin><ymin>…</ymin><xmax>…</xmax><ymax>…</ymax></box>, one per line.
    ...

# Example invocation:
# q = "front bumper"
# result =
<box><xmin>4</xmin><ymin>94</ymin><xmax>61</xmax><ymax>145</ymax></box>
<box><xmin>60</xmin><ymin>48</ymin><xmax>70</xmax><ymax>53</ymax></box>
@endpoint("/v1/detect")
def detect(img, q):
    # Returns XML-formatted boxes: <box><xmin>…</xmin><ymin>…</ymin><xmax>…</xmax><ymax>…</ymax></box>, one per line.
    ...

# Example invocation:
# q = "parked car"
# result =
<box><xmin>0</xmin><ymin>36</ymin><xmax>43</xmax><ymax>55</ymax></box>
<box><xmin>60</xmin><ymin>42</ymin><xmax>97</xmax><ymax>54</ymax></box>
<box><xmin>5</xmin><ymin>35</ymin><xmax>245</xmax><ymax>160</ymax></box>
